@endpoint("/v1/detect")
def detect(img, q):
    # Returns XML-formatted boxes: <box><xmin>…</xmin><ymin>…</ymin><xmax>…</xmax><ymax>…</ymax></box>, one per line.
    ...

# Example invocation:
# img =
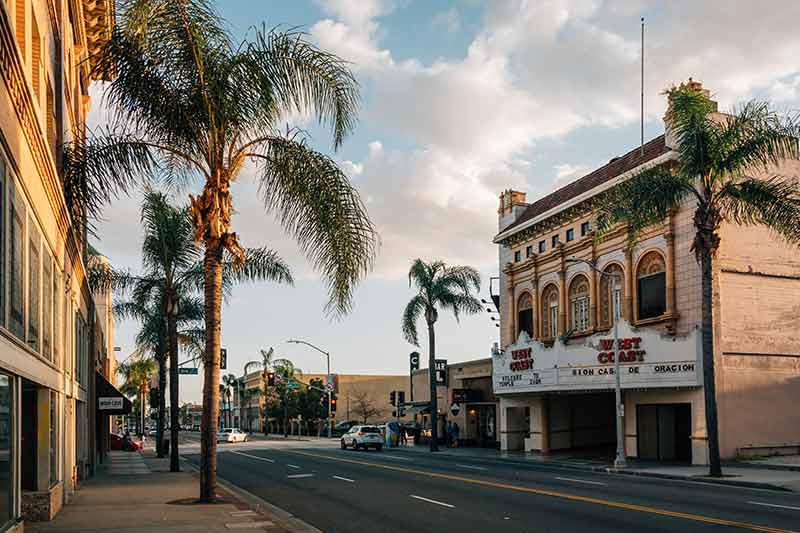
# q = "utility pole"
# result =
<box><xmin>287</xmin><ymin>339</ymin><xmax>333</xmax><ymax>437</ymax></box>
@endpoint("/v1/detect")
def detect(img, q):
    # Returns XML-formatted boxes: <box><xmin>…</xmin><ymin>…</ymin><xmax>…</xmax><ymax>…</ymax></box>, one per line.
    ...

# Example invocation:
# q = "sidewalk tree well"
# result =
<box><xmin>66</xmin><ymin>0</ymin><xmax>375</xmax><ymax>501</ymax></box>
<box><xmin>595</xmin><ymin>82</ymin><xmax>800</xmax><ymax>476</ymax></box>
<box><xmin>402</xmin><ymin>260</ymin><xmax>482</xmax><ymax>451</ymax></box>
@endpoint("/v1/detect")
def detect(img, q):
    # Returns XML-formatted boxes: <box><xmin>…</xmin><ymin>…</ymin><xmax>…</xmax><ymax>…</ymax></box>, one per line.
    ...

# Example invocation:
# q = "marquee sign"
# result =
<box><xmin>493</xmin><ymin>320</ymin><xmax>701</xmax><ymax>395</ymax></box>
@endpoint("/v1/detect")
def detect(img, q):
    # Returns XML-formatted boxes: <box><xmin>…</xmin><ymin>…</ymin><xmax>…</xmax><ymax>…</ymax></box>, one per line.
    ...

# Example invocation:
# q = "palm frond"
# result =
<box><xmin>222</xmin><ymin>247</ymin><xmax>293</xmax><ymax>286</ymax></box>
<box><xmin>255</xmin><ymin>136</ymin><xmax>378</xmax><ymax>315</ymax></box>
<box><xmin>401</xmin><ymin>294</ymin><xmax>425</xmax><ymax>346</ymax></box>
<box><xmin>719</xmin><ymin>176</ymin><xmax>800</xmax><ymax>244</ymax></box>
<box><xmin>437</xmin><ymin>292</ymin><xmax>483</xmax><ymax>322</ymax></box>
<box><xmin>663</xmin><ymin>84</ymin><xmax>717</xmax><ymax>180</ymax></box>
<box><xmin>242</xmin><ymin>26</ymin><xmax>360</xmax><ymax>149</ymax></box>
<box><xmin>595</xmin><ymin>165</ymin><xmax>695</xmax><ymax>243</ymax></box>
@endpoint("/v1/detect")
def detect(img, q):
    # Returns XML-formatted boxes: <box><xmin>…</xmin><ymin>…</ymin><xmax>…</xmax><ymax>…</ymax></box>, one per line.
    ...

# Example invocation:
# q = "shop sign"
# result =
<box><xmin>435</xmin><ymin>359</ymin><xmax>448</xmax><ymax>386</ymax></box>
<box><xmin>492</xmin><ymin>320</ymin><xmax>701</xmax><ymax>395</ymax></box>
<box><xmin>98</xmin><ymin>397</ymin><xmax>124</xmax><ymax>410</ymax></box>
<box><xmin>450</xmin><ymin>403</ymin><xmax>461</xmax><ymax>416</ymax></box>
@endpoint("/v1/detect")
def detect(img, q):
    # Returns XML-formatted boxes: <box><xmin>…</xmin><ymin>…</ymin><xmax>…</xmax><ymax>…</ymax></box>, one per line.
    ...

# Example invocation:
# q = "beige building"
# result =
<box><xmin>0</xmin><ymin>0</ymin><xmax>115</xmax><ymax>529</ymax></box>
<box><xmin>411</xmin><ymin>358</ymin><xmax>498</xmax><ymax>447</ymax></box>
<box><xmin>493</xmin><ymin>80</ymin><xmax>800</xmax><ymax>465</ymax></box>
<box><xmin>237</xmin><ymin>371</ymin><xmax>410</xmax><ymax>430</ymax></box>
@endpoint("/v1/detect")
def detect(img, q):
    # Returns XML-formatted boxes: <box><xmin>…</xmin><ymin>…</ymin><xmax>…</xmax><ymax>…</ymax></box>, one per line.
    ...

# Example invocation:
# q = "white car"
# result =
<box><xmin>340</xmin><ymin>425</ymin><xmax>383</xmax><ymax>451</ymax></box>
<box><xmin>217</xmin><ymin>428</ymin><xmax>248</xmax><ymax>443</ymax></box>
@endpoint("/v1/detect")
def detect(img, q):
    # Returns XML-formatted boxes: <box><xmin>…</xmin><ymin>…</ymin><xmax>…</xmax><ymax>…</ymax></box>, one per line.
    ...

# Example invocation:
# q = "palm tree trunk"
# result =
<box><xmin>700</xmin><ymin>244</ymin><xmax>722</xmax><ymax>476</ymax></box>
<box><xmin>427</xmin><ymin>319</ymin><xmax>439</xmax><ymax>452</ymax></box>
<box><xmin>168</xmin><ymin>304</ymin><xmax>180</xmax><ymax>473</ymax></box>
<box><xmin>156</xmin><ymin>349</ymin><xmax>167</xmax><ymax>458</ymax></box>
<box><xmin>200</xmin><ymin>244</ymin><xmax>223</xmax><ymax>502</ymax></box>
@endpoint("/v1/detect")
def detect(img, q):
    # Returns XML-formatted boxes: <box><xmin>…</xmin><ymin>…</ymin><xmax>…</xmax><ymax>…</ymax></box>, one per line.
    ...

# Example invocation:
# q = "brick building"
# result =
<box><xmin>492</xmin><ymin>81</ymin><xmax>800</xmax><ymax>465</ymax></box>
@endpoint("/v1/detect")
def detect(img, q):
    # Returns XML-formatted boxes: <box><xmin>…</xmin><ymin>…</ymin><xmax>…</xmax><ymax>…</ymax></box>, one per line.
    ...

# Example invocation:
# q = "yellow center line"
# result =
<box><xmin>288</xmin><ymin>450</ymin><xmax>797</xmax><ymax>533</ymax></box>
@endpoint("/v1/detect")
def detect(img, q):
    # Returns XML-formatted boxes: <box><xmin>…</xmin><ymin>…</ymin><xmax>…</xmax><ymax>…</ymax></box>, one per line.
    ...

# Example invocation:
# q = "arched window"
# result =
<box><xmin>599</xmin><ymin>263</ymin><xmax>624</xmax><ymax>328</ymax></box>
<box><xmin>541</xmin><ymin>284</ymin><xmax>559</xmax><ymax>338</ymax></box>
<box><xmin>517</xmin><ymin>293</ymin><xmax>533</xmax><ymax>338</ymax></box>
<box><xmin>569</xmin><ymin>276</ymin><xmax>590</xmax><ymax>332</ymax></box>
<box><xmin>637</xmin><ymin>252</ymin><xmax>666</xmax><ymax>320</ymax></box>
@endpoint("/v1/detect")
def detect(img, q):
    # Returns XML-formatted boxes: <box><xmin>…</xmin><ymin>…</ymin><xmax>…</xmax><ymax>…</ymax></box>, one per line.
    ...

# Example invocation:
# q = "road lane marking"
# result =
<box><xmin>456</xmin><ymin>464</ymin><xmax>487</xmax><ymax>471</ymax></box>
<box><xmin>287</xmin><ymin>474</ymin><xmax>314</xmax><ymax>479</ymax></box>
<box><xmin>381</xmin><ymin>455</ymin><xmax>411</xmax><ymax>461</ymax></box>
<box><xmin>287</xmin><ymin>450</ymin><xmax>798</xmax><ymax>533</ymax></box>
<box><xmin>333</xmin><ymin>475</ymin><xmax>355</xmax><ymax>483</ymax></box>
<box><xmin>748</xmin><ymin>502</ymin><xmax>800</xmax><ymax>512</ymax></box>
<box><xmin>410</xmin><ymin>495</ymin><xmax>455</xmax><ymax>508</ymax></box>
<box><xmin>555</xmin><ymin>477</ymin><xmax>607</xmax><ymax>486</ymax></box>
<box><xmin>287</xmin><ymin>464</ymin><xmax>301</xmax><ymax>469</ymax></box>
<box><xmin>229</xmin><ymin>451</ymin><xmax>275</xmax><ymax>463</ymax></box>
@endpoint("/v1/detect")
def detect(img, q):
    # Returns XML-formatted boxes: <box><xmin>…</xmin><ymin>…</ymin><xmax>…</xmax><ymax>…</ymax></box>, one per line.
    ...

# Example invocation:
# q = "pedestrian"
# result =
<box><xmin>446</xmin><ymin>421</ymin><xmax>453</xmax><ymax>448</ymax></box>
<box><xmin>400</xmin><ymin>423</ymin><xmax>408</xmax><ymax>445</ymax></box>
<box><xmin>452</xmin><ymin>422</ymin><xmax>460</xmax><ymax>448</ymax></box>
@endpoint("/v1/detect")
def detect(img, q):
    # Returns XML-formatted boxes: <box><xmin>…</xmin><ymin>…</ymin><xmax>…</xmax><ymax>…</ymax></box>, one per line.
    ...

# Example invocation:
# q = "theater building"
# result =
<box><xmin>492</xmin><ymin>81</ymin><xmax>800</xmax><ymax>465</ymax></box>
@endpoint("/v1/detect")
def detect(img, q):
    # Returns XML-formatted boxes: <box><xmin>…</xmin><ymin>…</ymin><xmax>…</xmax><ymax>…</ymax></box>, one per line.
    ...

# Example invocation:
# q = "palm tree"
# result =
<box><xmin>596</xmin><ymin>82</ymin><xmax>800</xmax><ymax>476</ymax></box>
<box><xmin>272</xmin><ymin>359</ymin><xmax>301</xmax><ymax>438</ymax></box>
<box><xmin>101</xmin><ymin>190</ymin><xmax>290</xmax><ymax>469</ymax></box>
<box><xmin>244</xmin><ymin>348</ymin><xmax>275</xmax><ymax>435</ymax></box>
<box><xmin>402</xmin><ymin>260</ymin><xmax>482</xmax><ymax>451</ymax></box>
<box><xmin>119</xmin><ymin>358</ymin><xmax>158</xmax><ymax>436</ymax></box>
<box><xmin>66</xmin><ymin>0</ymin><xmax>377</xmax><ymax>501</ymax></box>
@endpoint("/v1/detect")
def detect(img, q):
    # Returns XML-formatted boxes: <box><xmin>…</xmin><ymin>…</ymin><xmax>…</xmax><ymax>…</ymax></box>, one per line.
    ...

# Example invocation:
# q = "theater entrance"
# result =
<box><xmin>637</xmin><ymin>403</ymin><xmax>692</xmax><ymax>462</ymax></box>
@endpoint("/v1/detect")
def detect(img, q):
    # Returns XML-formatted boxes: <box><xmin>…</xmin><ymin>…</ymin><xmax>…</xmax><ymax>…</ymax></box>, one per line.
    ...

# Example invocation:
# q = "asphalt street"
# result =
<box><xmin>182</xmin><ymin>437</ymin><xmax>800</xmax><ymax>533</ymax></box>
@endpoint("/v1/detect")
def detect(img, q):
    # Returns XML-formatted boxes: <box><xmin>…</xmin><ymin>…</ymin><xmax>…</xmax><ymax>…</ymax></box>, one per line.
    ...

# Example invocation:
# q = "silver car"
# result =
<box><xmin>340</xmin><ymin>425</ymin><xmax>383</xmax><ymax>451</ymax></box>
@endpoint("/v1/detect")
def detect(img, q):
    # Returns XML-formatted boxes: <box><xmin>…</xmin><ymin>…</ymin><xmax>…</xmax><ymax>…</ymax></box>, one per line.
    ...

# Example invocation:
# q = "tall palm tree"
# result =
<box><xmin>402</xmin><ymin>260</ymin><xmax>482</xmax><ymax>452</ymax></box>
<box><xmin>66</xmin><ymin>0</ymin><xmax>376</xmax><ymax>500</ymax></box>
<box><xmin>596</xmin><ymin>83</ymin><xmax>800</xmax><ymax>476</ymax></box>
<box><xmin>272</xmin><ymin>358</ymin><xmax>301</xmax><ymax>438</ymax></box>
<box><xmin>119</xmin><ymin>358</ymin><xmax>158</xmax><ymax>435</ymax></box>
<box><xmin>97</xmin><ymin>190</ymin><xmax>291</xmax><ymax>471</ymax></box>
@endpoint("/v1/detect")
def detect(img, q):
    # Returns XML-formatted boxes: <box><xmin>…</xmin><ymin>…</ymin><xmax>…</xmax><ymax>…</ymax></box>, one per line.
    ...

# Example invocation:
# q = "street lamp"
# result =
<box><xmin>566</xmin><ymin>257</ymin><xmax>626</xmax><ymax>469</ymax></box>
<box><xmin>287</xmin><ymin>339</ymin><xmax>332</xmax><ymax>438</ymax></box>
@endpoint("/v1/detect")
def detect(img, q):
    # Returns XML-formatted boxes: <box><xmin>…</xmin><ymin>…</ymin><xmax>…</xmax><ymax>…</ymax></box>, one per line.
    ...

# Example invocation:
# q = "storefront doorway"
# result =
<box><xmin>465</xmin><ymin>405</ymin><xmax>497</xmax><ymax>448</ymax></box>
<box><xmin>637</xmin><ymin>403</ymin><xmax>691</xmax><ymax>462</ymax></box>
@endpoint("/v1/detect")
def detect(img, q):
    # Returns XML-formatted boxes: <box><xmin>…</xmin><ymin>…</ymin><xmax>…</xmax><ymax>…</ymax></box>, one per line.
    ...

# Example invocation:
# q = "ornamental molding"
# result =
<box><xmin>0</xmin><ymin>8</ymin><xmax>86</xmax><ymax>286</ymax></box>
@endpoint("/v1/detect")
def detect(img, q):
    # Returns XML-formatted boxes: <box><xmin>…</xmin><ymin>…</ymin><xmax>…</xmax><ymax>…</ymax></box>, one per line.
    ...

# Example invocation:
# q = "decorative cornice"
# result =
<box><xmin>0</xmin><ymin>7</ymin><xmax>87</xmax><ymax>286</ymax></box>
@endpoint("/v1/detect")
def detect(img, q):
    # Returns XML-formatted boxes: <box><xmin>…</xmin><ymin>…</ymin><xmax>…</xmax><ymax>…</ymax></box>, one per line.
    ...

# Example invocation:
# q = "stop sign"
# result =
<box><xmin>450</xmin><ymin>403</ymin><xmax>460</xmax><ymax>416</ymax></box>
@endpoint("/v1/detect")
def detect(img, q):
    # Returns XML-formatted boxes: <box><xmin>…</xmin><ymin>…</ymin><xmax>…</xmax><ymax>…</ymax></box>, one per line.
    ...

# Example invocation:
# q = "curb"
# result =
<box><xmin>181</xmin><ymin>456</ymin><xmax>322</xmax><ymax>533</ymax></box>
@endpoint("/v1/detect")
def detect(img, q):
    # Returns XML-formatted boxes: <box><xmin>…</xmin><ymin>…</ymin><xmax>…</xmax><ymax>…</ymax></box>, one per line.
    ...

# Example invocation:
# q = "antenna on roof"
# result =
<box><xmin>640</xmin><ymin>16</ymin><xmax>645</xmax><ymax>157</ymax></box>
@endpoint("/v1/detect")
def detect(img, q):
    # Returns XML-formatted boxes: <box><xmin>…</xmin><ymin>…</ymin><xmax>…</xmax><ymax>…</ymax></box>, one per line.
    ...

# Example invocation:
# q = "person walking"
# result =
<box><xmin>452</xmin><ymin>422</ymin><xmax>460</xmax><ymax>448</ymax></box>
<box><xmin>446</xmin><ymin>421</ymin><xmax>454</xmax><ymax>448</ymax></box>
<box><xmin>400</xmin><ymin>423</ymin><xmax>408</xmax><ymax>446</ymax></box>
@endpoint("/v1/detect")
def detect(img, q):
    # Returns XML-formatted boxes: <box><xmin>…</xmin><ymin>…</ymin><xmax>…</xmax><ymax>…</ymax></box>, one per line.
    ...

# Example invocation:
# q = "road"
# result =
<box><xmin>181</xmin><ymin>436</ymin><xmax>800</xmax><ymax>533</ymax></box>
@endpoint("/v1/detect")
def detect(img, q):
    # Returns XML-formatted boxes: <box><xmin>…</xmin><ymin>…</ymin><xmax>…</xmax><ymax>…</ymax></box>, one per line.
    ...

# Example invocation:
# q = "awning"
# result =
<box><xmin>405</xmin><ymin>404</ymin><xmax>430</xmax><ymax>416</ymax></box>
<box><xmin>95</xmin><ymin>372</ymin><xmax>133</xmax><ymax>415</ymax></box>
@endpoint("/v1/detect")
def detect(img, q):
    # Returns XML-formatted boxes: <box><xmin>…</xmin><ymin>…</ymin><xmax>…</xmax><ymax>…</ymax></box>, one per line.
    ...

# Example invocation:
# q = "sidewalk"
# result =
<box><xmin>27</xmin><ymin>450</ymin><xmax>313</xmax><ymax>532</ymax></box>
<box><xmin>391</xmin><ymin>442</ymin><xmax>800</xmax><ymax>491</ymax></box>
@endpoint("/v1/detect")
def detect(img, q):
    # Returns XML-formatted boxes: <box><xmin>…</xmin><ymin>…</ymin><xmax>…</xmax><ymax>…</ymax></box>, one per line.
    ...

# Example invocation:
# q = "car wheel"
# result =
<box><xmin>244</xmin><ymin>435</ymin><xmax>248</xmax><ymax>442</ymax></box>
<box><xmin>352</xmin><ymin>439</ymin><xmax>359</xmax><ymax>450</ymax></box>
<box><xmin>341</xmin><ymin>440</ymin><xmax>347</xmax><ymax>449</ymax></box>
<box><xmin>376</xmin><ymin>445</ymin><xmax>383</xmax><ymax>452</ymax></box>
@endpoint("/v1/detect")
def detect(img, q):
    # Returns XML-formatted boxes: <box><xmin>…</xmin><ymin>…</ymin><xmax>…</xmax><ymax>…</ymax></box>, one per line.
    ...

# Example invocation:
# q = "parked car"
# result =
<box><xmin>217</xmin><ymin>428</ymin><xmax>248</xmax><ymax>443</ymax></box>
<box><xmin>340</xmin><ymin>425</ymin><xmax>383</xmax><ymax>451</ymax></box>
<box><xmin>332</xmin><ymin>420</ymin><xmax>359</xmax><ymax>437</ymax></box>
<box><xmin>192</xmin><ymin>424</ymin><xmax>201</xmax><ymax>432</ymax></box>
<box><xmin>109</xmin><ymin>433</ymin><xmax>143</xmax><ymax>451</ymax></box>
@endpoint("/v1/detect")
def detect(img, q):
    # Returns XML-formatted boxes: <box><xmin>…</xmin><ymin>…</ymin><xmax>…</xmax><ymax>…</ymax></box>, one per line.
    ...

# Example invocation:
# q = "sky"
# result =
<box><xmin>90</xmin><ymin>0</ymin><xmax>800</xmax><ymax>404</ymax></box>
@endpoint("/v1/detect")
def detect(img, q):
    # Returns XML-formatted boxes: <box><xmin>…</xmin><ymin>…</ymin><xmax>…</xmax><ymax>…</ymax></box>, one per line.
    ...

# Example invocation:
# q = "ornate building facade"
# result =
<box><xmin>0</xmin><ymin>0</ymin><xmax>115</xmax><ymax>529</ymax></box>
<box><xmin>493</xmin><ymin>81</ymin><xmax>800</xmax><ymax>465</ymax></box>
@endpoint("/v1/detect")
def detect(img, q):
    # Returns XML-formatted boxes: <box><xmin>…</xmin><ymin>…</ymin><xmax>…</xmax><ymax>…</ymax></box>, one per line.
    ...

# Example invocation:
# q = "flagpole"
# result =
<box><xmin>641</xmin><ymin>16</ymin><xmax>645</xmax><ymax>156</ymax></box>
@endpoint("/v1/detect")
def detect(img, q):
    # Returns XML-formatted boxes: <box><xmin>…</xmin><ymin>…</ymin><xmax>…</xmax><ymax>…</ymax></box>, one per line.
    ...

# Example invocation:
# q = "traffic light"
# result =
<box><xmin>330</xmin><ymin>398</ymin><xmax>337</xmax><ymax>413</ymax></box>
<box><xmin>397</xmin><ymin>391</ymin><xmax>405</xmax><ymax>405</ymax></box>
<box><xmin>389</xmin><ymin>391</ymin><xmax>396</xmax><ymax>406</ymax></box>
<box><xmin>267</xmin><ymin>372</ymin><xmax>276</xmax><ymax>386</ymax></box>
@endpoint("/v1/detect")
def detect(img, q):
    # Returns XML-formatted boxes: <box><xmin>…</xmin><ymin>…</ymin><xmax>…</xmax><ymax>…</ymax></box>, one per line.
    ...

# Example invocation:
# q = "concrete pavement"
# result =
<box><xmin>27</xmin><ymin>450</ymin><xmax>311</xmax><ymax>533</ymax></box>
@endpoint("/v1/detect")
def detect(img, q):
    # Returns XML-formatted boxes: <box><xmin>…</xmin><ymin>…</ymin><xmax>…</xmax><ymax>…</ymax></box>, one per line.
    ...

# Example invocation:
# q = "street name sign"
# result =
<box><xmin>178</xmin><ymin>367</ymin><xmax>198</xmax><ymax>375</ymax></box>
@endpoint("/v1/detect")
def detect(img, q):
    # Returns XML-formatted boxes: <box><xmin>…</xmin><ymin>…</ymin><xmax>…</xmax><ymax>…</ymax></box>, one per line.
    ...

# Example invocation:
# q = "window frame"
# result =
<box><xmin>540</xmin><ymin>284</ymin><xmax>559</xmax><ymax>339</ymax></box>
<box><xmin>636</xmin><ymin>251</ymin><xmax>667</xmax><ymax>321</ymax></box>
<box><xmin>566</xmin><ymin>228</ymin><xmax>574</xmax><ymax>242</ymax></box>
<box><xmin>568</xmin><ymin>275</ymin><xmax>590</xmax><ymax>332</ymax></box>
<box><xmin>525</xmin><ymin>245</ymin><xmax>533</xmax><ymax>258</ymax></box>
<box><xmin>538</xmin><ymin>240</ymin><xmax>545</xmax><ymax>253</ymax></box>
<box><xmin>514</xmin><ymin>250</ymin><xmax>521</xmax><ymax>262</ymax></box>
<box><xmin>581</xmin><ymin>221</ymin><xmax>590</xmax><ymax>237</ymax></box>
<box><xmin>551</xmin><ymin>235</ymin><xmax>559</xmax><ymax>248</ymax></box>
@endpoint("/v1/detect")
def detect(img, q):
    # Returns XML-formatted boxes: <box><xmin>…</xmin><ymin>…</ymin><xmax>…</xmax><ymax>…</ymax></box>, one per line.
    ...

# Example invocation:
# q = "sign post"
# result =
<box><xmin>410</xmin><ymin>352</ymin><xmax>419</xmax><ymax>402</ymax></box>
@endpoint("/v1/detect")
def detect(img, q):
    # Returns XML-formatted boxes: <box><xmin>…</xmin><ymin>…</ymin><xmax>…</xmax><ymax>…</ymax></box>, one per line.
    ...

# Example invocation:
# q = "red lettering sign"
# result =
<box><xmin>510</xmin><ymin>348</ymin><xmax>533</xmax><ymax>371</ymax></box>
<box><xmin>596</xmin><ymin>338</ymin><xmax>645</xmax><ymax>364</ymax></box>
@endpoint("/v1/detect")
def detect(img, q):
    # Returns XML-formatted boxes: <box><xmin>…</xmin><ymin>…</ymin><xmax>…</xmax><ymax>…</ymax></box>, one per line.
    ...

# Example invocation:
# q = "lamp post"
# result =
<box><xmin>287</xmin><ymin>339</ymin><xmax>332</xmax><ymax>438</ymax></box>
<box><xmin>566</xmin><ymin>257</ymin><xmax>626</xmax><ymax>469</ymax></box>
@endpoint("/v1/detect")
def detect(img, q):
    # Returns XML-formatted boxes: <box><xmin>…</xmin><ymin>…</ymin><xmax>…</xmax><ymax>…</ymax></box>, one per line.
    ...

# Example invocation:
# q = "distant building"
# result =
<box><xmin>493</xmin><ymin>80</ymin><xmax>800</xmax><ymax>464</ymax></box>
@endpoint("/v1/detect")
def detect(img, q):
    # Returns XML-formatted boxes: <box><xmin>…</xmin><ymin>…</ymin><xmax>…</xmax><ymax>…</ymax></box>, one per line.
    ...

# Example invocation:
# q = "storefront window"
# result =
<box><xmin>9</xmin><ymin>183</ymin><xmax>25</xmax><ymax>340</ymax></box>
<box><xmin>517</xmin><ymin>293</ymin><xmax>533</xmax><ymax>338</ymax></box>
<box><xmin>569</xmin><ymin>276</ymin><xmax>589</xmax><ymax>332</ymax></box>
<box><xmin>541</xmin><ymin>284</ymin><xmax>559</xmax><ymax>338</ymax></box>
<box><xmin>637</xmin><ymin>252</ymin><xmax>666</xmax><ymax>320</ymax></box>
<box><xmin>43</xmin><ymin>251</ymin><xmax>52</xmax><ymax>361</ymax></box>
<box><xmin>50</xmin><ymin>391</ymin><xmax>57</xmax><ymax>486</ymax></box>
<box><xmin>28</xmin><ymin>227</ymin><xmax>40</xmax><ymax>352</ymax></box>
<box><xmin>0</xmin><ymin>374</ymin><xmax>13</xmax><ymax>526</ymax></box>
